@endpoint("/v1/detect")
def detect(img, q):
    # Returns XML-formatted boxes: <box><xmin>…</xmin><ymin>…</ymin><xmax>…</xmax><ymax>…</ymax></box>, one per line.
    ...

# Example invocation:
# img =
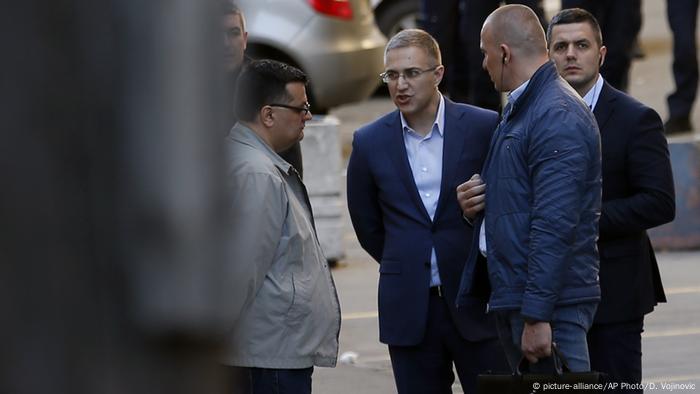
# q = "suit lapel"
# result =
<box><xmin>434</xmin><ymin>99</ymin><xmax>465</xmax><ymax>220</ymax></box>
<box><xmin>593</xmin><ymin>81</ymin><xmax>617</xmax><ymax>132</ymax></box>
<box><xmin>385</xmin><ymin>112</ymin><xmax>432</xmax><ymax>222</ymax></box>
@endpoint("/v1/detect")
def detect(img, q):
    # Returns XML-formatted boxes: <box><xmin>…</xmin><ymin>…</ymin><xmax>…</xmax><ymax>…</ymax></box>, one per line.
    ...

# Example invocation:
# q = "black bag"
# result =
<box><xmin>477</xmin><ymin>344</ymin><xmax>604</xmax><ymax>394</ymax></box>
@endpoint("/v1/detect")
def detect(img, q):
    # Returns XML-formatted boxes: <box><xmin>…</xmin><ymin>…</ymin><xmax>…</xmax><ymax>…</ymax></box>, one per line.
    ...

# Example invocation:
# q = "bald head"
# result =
<box><xmin>483</xmin><ymin>4</ymin><xmax>547</xmax><ymax>59</ymax></box>
<box><xmin>480</xmin><ymin>4</ymin><xmax>549</xmax><ymax>91</ymax></box>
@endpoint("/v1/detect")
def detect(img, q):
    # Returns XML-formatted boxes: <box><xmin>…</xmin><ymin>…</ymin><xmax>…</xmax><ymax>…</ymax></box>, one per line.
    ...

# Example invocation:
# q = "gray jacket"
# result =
<box><xmin>223</xmin><ymin>123</ymin><xmax>340</xmax><ymax>368</ymax></box>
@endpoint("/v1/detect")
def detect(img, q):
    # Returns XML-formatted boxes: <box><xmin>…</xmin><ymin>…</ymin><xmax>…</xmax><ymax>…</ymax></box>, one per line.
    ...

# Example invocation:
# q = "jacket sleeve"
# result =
<box><xmin>228</xmin><ymin>171</ymin><xmax>287</xmax><ymax>323</ymax></box>
<box><xmin>520</xmin><ymin>108</ymin><xmax>600</xmax><ymax>321</ymax></box>
<box><xmin>599</xmin><ymin>108</ymin><xmax>675</xmax><ymax>237</ymax></box>
<box><xmin>346</xmin><ymin>131</ymin><xmax>385</xmax><ymax>263</ymax></box>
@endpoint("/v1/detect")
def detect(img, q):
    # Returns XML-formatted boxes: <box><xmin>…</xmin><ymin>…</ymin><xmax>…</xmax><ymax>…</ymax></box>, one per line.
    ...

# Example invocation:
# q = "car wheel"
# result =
<box><xmin>375</xmin><ymin>0</ymin><xmax>421</xmax><ymax>38</ymax></box>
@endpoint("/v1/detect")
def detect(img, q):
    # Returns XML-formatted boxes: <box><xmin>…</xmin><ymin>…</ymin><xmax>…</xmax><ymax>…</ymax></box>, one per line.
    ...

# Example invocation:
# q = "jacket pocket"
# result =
<box><xmin>285</xmin><ymin>271</ymin><xmax>314</xmax><ymax>326</ymax></box>
<box><xmin>494</xmin><ymin>133</ymin><xmax>524</xmax><ymax>179</ymax></box>
<box><xmin>379</xmin><ymin>261</ymin><xmax>401</xmax><ymax>274</ymax></box>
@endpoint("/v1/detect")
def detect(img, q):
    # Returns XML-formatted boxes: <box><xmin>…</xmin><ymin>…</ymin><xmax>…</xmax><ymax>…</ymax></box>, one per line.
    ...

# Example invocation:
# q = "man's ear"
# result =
<box><xmin>434</xmin><ymin>64</ymin><xmax>445</xmax><ymax>87</ymax></box>
<box><xmin>598</xmin><ymin>45</ymin><xmax>607</xmax><ymax>68</ymax></box>
<box><xmin>500</xmin><ymin>44</ymin><xmax>511</xmax><ymax>65</ymax></box>
<box><xmin>260</xmin><ymin>106</ymin><xmax>275</xmax><ymax>127</ymax></box>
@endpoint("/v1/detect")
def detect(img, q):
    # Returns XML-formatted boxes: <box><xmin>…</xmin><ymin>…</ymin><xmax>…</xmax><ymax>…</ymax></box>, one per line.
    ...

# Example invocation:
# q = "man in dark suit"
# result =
<box><xmin>548</xmin><ymin>9</ymin><xmax>676</xmax><ymax>392</ymax></box>
<box><xmin>346</xmin><ymin>28</ymin><xmax>507</xmax><ymax>394</ymax></box>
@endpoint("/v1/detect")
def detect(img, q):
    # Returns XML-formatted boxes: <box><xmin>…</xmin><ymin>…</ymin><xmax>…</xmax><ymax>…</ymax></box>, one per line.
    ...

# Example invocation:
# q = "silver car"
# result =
<box><xmin>239</xmin><ymin>0</ymin><xmax>387</xmax><ymax>112</ymax></box>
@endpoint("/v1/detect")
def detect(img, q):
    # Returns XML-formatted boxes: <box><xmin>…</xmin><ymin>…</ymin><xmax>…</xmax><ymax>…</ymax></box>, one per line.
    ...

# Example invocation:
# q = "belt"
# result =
<box><xmin>429</xmin><ymin>285</ymin><xmax>443</xmax><ymax>298</ymax></box>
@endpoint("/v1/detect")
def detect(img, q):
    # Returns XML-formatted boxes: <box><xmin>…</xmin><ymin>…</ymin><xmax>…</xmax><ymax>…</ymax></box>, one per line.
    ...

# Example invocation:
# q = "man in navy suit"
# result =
<box><xmin>548</xmin><ymin>9</ymin><xmax>675</xmax><ymax>392</ymax></box>
<box><xmin>346</xmin><ymin>29</ymin><xmax>507</xmax><ymax>394</ymax></box>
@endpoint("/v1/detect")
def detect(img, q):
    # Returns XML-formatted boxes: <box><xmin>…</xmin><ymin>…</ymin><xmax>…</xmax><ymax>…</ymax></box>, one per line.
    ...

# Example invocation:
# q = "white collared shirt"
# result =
<box><xmin>581</xmin><ymin>74</ymin><xmax>604</xmax><ymax>111</ymax></box>
<box><xmin>508</xmin><ymin>79</ymin><xmax>531</xmax><ymax>104</ymax></box>
<box><xmin>401</xmin><ymin>94</ymin><xmax>445</xmax><ymax>286</ymax></box>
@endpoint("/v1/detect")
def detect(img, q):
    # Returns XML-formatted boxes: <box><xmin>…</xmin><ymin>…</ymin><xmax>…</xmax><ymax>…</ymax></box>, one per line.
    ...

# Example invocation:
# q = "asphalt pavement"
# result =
<box><xmin>315</xmin><ymin>1</ymin><xmax>700</xmax><ymax>393</ymax></box>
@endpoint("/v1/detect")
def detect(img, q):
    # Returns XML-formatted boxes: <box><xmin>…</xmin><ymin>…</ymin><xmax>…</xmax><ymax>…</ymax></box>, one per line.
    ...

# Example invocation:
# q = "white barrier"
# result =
<box><xmin>301</xmin><ymin>115</ymin><xmax>345</xmax><ymax>262</ymax></box>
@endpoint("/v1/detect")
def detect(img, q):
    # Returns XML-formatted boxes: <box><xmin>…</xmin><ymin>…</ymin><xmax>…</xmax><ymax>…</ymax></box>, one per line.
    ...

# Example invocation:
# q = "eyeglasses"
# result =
<box><xmin>379</xmin><ymin>66</ymin><xmax>440</xmax><ymax>84</ymax></box>
<box><xmin>268</xmin><ymin>102</ymin><xmax>312</xmax><ymax>116</ymax></box>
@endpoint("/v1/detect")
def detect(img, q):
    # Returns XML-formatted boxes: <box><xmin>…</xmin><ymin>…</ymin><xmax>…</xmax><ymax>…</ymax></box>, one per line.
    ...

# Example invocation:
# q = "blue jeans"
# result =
<box><xmin>495</xmin><ymin>302</ymin><xmax>598</xmax><ymax>373</ymax></box>
<box><xmin>230</xmin><ymin>366</ymin><xmax>313</xmax><ymax>394</ymax></box>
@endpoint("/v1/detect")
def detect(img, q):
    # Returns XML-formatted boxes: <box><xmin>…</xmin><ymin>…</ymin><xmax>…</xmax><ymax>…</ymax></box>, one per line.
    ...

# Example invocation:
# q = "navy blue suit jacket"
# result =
<box><xmin>346</xmin><ymin>98</ymin><xmax>498</xmax><ymax>346</ymax></box>
<box><xmin>593</xmin><ymin>81</ymin><xmax>675</xmax><ymax>324</ymax></box>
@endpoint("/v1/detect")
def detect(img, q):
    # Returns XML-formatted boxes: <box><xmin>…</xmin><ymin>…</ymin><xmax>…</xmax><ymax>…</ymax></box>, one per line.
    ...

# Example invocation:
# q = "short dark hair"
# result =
<box><xmin>234</xmin><ymin>59</ymin><xmax>307</xmax><ymax>122</ymax></box>
<box><xmin>547</xmin><ymin>8</ymin><xmax>603</xmax><ymax>48</ymax></box>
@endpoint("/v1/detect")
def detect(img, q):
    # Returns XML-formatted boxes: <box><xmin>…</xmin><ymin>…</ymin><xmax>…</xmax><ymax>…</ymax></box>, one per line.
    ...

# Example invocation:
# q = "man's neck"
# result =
<box><xmin>403</xmin><ymin>92</ymin><xmax>440</xmax><ymax>136</ymax></box>
<box><xmin>509</xmin><ymin>56</ymin><xmax>548</xmax><ymax>92</ymax></box>
<box><xmin>240</xmin><ymin>121</ymin><xmax>278</xmax><ymax>151</ymax></box>
<box><xmin>575</xmin><ymin>75</ymin><xmax>599</xmax><ymax>97</ymax></box>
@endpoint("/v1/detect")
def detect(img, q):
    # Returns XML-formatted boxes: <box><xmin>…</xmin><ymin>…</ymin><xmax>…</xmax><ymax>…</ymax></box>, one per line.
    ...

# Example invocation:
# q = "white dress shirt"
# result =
<box><xmin>581</xmin><ymin>74</ymin><xmax>604</xmax><ymax>110</ymax></box>
<box><xmin>401</xmin><ymin>95</ymin><xmax>445</xmax><ymax>286</ymax></box>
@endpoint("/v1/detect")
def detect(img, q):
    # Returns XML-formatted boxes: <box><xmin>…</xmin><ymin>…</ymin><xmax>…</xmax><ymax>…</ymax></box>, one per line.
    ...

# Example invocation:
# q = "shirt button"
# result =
<box><xmin>425</xmin><ymin>193</ymin><xmax>431</xmax><ymax>197</ymax></box>
<box><xmin>422</xmin><ymin>167</ymin><xmax>428</xmax><ymax>172</ymax></box>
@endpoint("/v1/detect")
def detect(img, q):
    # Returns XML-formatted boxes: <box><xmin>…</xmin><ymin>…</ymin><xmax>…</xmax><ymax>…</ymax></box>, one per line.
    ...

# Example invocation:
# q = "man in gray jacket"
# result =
<box><xmin>225</xmin><ymin>59</ymin><xmax>340</xmax><ymax>394</ymax></box>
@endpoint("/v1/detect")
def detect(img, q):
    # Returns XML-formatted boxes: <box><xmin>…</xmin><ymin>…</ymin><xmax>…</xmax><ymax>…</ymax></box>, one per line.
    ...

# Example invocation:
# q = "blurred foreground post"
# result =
<box><xmin>0</xmin><ymin>1</ymin><xmax>237</xmax><ymax>393</ymax></box>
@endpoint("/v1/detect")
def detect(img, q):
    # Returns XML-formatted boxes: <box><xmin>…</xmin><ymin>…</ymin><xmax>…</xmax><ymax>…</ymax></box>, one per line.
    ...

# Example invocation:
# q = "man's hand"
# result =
<box><xmin>456</xmin><ymin>174</ymin><xmax>486</xmax><ymax>220</ymax></box>
<box><xmin>521</xmin><ymin>321</ymin><xmax>552</xmax><ymax>364</ymax></box>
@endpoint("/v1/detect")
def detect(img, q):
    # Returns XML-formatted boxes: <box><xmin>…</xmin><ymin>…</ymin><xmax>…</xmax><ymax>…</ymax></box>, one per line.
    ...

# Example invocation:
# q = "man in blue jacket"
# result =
<box><xmin>456</xmin><ymin>4</ymin><xmax>602</xmax><ymax>372</ymax></box>
<box><xmin>347</xmin><ymin>29</ymin><xmax>507</xmax><ymax>393</ymax></box>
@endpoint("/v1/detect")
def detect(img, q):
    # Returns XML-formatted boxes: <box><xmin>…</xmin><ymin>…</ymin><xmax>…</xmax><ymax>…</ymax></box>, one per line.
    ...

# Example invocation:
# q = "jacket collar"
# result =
<box><xmin>229</xmin><ymin>122</ymin><xmax>294</xmax><ymax>174</ymax></box>
<box><xmin>505</xmin><ymin>61</ymin><xmax>559</xmax><ymax>122</ymax></box>
<box><xmin>399</xmin><ymin>94</ymin><xmax>446</xmax><ymax>137</ymax></box>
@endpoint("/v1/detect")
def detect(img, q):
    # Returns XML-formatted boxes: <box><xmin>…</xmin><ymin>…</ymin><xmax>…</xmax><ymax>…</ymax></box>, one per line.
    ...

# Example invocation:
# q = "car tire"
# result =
<box><xmin>375</xmin><ymin>0</ymin><xmax>420</xmax><ymax>38</ymax></box>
